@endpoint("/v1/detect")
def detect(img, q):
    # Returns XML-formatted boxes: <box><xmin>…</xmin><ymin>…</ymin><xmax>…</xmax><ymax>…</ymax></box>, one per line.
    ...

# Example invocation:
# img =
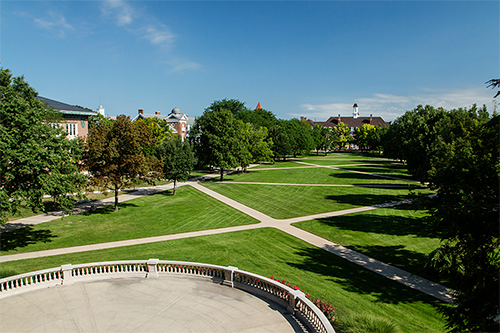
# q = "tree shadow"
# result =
<box><xmin>79</xmin><ymin>202</ymin><xmax>140</xmax><ymax>216</ymax></box>
<box><xmin>315</xmin><ymin>208</ymin><xmax>435</xmax><ymax>238</ymax></box>
<box><xmin>0</xmin><ymin>226</ymin><xmax>57</xmax><ymax>252</ymax></box>
<box><xmin>324</xmin><ymin>193</ymin><xmax>411</xmax><ymax>207</ymax></box>
<box><xmin>287</xmin><ymin>246</ymin><xmax>442</xmax><ymax>305</ymax></box>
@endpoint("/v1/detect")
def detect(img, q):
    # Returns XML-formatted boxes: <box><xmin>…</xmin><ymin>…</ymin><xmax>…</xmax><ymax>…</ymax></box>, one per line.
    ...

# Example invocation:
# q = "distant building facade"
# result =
<box><xmin>301</xmin><ymin>103</ymin><xmax>390</xmax><ymax>133</ymax></box>
<box><xmin>132</xmin><ymin>107</ymin><xmax>194</xmax><ymax>141</ymax></box>
<box><xmin>37</xmin><ymin>96</ymin><xmax>97</xmax><ymax>141</ymax></box>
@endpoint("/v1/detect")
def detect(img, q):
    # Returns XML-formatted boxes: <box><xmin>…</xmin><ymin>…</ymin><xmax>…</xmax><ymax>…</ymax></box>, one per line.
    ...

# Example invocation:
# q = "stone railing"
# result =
<box><xmin>0</xmin><ymin>259</ymin><xmax>335</xmax><ymax>333</ymax></box>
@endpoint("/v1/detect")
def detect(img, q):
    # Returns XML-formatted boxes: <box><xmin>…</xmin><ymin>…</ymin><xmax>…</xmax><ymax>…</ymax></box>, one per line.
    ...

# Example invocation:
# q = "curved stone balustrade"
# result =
<box><xmin>0</xmin><ymin>259</ymin><xmax>335</xmax><ymax>333</ymax></box>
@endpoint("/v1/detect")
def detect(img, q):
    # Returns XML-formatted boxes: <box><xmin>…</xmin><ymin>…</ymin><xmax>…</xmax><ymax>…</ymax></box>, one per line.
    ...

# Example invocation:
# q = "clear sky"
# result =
<box><xmin>2</xmin><ymin>0</ymin><xmax>499</xmax><ymax>121</ymax></box>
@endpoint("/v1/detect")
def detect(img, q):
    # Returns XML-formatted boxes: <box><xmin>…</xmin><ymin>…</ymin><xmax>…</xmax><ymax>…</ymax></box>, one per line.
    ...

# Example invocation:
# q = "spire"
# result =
<box><xmin>256</xmin><ymin>102</ymin><xmax>262</xmax><ymax>110</ymax></box>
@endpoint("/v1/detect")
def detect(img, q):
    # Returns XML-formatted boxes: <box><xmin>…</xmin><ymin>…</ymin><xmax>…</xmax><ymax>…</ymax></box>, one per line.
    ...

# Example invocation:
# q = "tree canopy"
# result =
<box><xmin>190</xmin><ymin>107</ymin><xmax>246</xmax><ymax>181</ymax></box>
<box><xmin>156</xmin><ymin>137</ymin><xmax>195</xmax><ymax>195</ymax></box>
<box><xmin>85</xmin><ymin>115</ymin><xmax>160</xmax><ymax>212</ymax></box>
<box><xmin>0</xmin><ymin>68</ymin><xmax>87</xmax><ymax>222</ymax></box>
<box><xmin>385</xmin><ymin>104</ymin><xmax>499</xmax><ymax>331</ymax></box>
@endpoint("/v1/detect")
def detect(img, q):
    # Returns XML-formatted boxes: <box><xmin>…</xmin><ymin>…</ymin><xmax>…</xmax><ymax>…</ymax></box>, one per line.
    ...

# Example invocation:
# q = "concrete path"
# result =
<box><xmin>1</xmin><ymin>168</ymin><xmax>452</xmax><ymax>304</ymax></box>
<box><xmin>0</xmin><ymin>276</ymin><xmax>305</xmax><ymax>333</ymax></box>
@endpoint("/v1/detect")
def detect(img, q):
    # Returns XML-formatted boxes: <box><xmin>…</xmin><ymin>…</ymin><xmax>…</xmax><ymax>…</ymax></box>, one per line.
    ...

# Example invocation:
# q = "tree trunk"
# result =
<box><xmin>114</xmin><ymin>184</ymin><xmax>119</xmax><ymax>212</ymax></box>
<box><xmin>173</xmin><ymin>179</ymin><xmax>177</xmax><ymax>195</ymax></box>
<box><xmin>220</xmin><ymin>168</ymin><xmax>224</xmax><ymax>181</ymax></box>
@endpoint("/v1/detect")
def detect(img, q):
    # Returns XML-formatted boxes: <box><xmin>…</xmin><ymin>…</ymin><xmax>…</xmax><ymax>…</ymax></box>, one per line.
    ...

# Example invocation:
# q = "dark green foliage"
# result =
<box><xmin>386</xmin><ymin>104</ymin><xmax>499</xmax><ymax>331</ymax></box>
<box><xmin>190</xmin><ymin>106</ymin><xmax>246</xmax><ymax>181</ymax></box>
<box><xmin>235</xmin><ymin>107</ymin><xmax>279</xmax><ymax>130</ymax></box>
<box><xmin>156</xmin><ymin>137</ymin><xmax>195</xmax><ymax>194</ymax></box>
<box><xmin>0</xmin><ymin>68</ymin><xmax>87</xmax><ymax>222</ymax></box>
<box><xmin>205</xmin><ymin>98</ymin><xmax>248</xmax><ymax>116</ymax></box>
<box><xmin>282</xmin><ymin>118</ymin><xmax>314</xmax><ymax>157</ymax></box>
<box><xmin>427</xmin><ymin>114</ymin><xmax>499</xmax><ymax>332</ymax></box>
<box><xmin>269</xmin><ymin>121</ymin><xmax>293</xmax><ymax>160</ymax></box>
<box><xmin>312</xmin><ymin>124</ymin><xmax>331</xmax><ymax>155</ymax></box>
<box><xmin>85</xmin><ymin>115</ymin><xmax>160</xmax><ymax>212</ymax></box>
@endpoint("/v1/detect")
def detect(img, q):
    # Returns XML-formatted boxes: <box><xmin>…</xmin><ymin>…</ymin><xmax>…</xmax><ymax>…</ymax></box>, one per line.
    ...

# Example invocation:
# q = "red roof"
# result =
<box><xmin>256</xmin><ymin>102</ymin><xmax>262</xmax><ymax>110</ymax></box>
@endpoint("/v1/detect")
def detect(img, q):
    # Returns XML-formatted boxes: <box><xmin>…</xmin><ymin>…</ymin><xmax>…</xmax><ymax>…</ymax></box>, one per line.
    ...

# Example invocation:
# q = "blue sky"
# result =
<box><xmin>2</xmin><ymin>1</ymin><xmax>499</xmax><ymax>121</ymax></box>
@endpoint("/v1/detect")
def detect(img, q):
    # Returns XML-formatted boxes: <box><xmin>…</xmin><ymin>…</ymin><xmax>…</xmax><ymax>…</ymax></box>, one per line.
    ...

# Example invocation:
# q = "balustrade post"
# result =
<box><xmin>287</xmin><ymin>289</ymin><xmax>302</xmax><ymax>314</ymax></box>
<box><xmin>147</xmin><ymin>259</ymin><xmax>159</xmax><ymax>278</ymax></box>
<box><xmin>61</xmin><ymin>264</ymin><xmax>74</xmax><ymax>285</ymax></box>
<box><xmin>223</xmin><ymin>266</ymin><xmax>238</xmax><ymax>287</ymax></box>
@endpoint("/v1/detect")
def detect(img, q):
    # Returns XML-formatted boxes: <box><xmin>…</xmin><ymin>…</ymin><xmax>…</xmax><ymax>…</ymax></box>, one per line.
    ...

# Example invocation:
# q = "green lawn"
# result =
<box><xmin>293</xmin><ymin>206</ymin><xmax>446</xmax><ymax>283</ymax></box>
<box><xmin>202</xmin><ymin>183</ymin><xmax>432</xmax><ymax>219</ymax></box>
<box><xmin>0</xmin><ymin>228</ymin><xmax>446</xmax><ymax>333</ymax></box>
<box><xmin>218</xmin><ymin>167</ymin><xmax>417</xmax><ymax>185</ymax></box>
<box><xmin>1</xmin><ymin>185</ymin><xmax>258</xmax><ymax>255</ymax></box>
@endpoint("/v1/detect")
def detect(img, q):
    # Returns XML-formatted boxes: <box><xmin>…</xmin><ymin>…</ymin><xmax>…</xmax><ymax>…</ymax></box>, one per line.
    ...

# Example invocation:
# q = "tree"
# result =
<box><xmin>190</xmin><ymin>106</ymin><xmax>246</xmax><ymax>181</ymax></box>
<box><xmin>85</xmin><ymin>115</ymin><xmax>160</xmax><ymax>212</ymax></box>
<box><xmin>283</xmin><ymin>118</ymin><xmax>314</xmax><ymax>157</ymax></box>
<box><xmin>486</xmin><ymin>78</ymin><xmax>500</xmax><ymax>98</ymax></box>
<box><xmin>312</xmin><ymin>124</ymin><xmax>331</xmax><ymax>155</ymax></box>
<box><xmin>355</xmin><ymin>124</ymin><xmax>376</xmax><ymax>151</ymax></box>
<box><xmin>332</xmin><ymin>122</ymin><xmax>353</xmax><ymax>150</ymax></box>
<box><xmin>425</xmin><ymin>108</ymin><xmax>499</xmax><ymax>332</ymax></box>
<box><xmin>235</xmin><ymin>107</ymin><xmax>278</xmax><ymax>130</ymax></box>
<box><xmin>0</xmin><ymin>69</ymin><xmax>87</xmax><ymax>223</ymax></box>
<box><xmin>205</xmin><ymin>98</ymin><xmax>248</xmax><ymax>116</ymax></box>
<box><xmin>240</xmin><ymin>123</ymin><xmax>274</xmax><ymax>167</ymax></box>
<box><xmin>156</xmin><ymin>137</ymin><xmax>195</xmax><ymax>195</ymax></box>
<box><xmin>269</xmin><ymin>121</ymin><xmax>293</xmax><ymax>161</ymax></box>
<box><xmin>135</xmin><ymin>117</ymin><xmax>175</xmax><ymax>146</ymax></box>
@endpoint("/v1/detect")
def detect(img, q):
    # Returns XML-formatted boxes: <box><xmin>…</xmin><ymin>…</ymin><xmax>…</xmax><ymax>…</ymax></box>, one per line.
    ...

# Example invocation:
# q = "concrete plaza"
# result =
<box><xmin>0</xmin><ymin>276</ymin><xmax>306</xmax><ymax>333</ymax></box>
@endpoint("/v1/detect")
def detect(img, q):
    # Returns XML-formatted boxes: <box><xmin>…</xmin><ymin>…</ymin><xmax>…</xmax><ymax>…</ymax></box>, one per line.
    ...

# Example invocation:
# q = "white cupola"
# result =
<box><xmin>97</xmin><ymin>103</ymin><xmax>105</xmax><ymax>117</ymax></box>
<box><xmin>353</xmin><ymin>103</ymin><xmax>359</xmax><ymax>119</ymax></box>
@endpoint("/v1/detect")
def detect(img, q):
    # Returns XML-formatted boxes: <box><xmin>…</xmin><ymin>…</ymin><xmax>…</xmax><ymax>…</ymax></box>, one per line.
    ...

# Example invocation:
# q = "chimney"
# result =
<box><xmin>138</xmin><ymin>109</ymin><xmax>144</xmax><ymax>114</ymax></box>
<box><xmin>155</xmin><ymin>111</ymin><xmax>161</xmax><ymax>115</ymax></box>
<box><xmin>370</xmin><ymin>114</ymin><xmax>373</xmax><ymax>125</ymax></box>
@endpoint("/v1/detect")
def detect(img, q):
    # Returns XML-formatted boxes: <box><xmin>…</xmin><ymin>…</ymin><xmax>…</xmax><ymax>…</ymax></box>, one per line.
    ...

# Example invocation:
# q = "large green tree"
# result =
<box><xmin>426</xmin><ymin>108</ymin><xmax>499</xmax><ymax>332</ymax></box>
<box><xmin>283</xmin><ymin>118</ymin><xmax>314</xmax><ymax>157</ymax></box>
<box><xmin>190</xmin><ymin>106</ymin><xmax>246</xmax><ymax>181</ymax></box>
<box><xmin>240</xmin><ymin>123</ymin><xmax>274</xmax><ymax>167</ymax></box>
<box><xmin>156</xmin><ymin>137</ymin><xmax>195</xmax><ymax>195</ymax></box>
<box><xmin>85</xmin><ymin>115</ymin><xmax>160</xmax><ymax>212</ymax></box>
<box><xmin>0</xmin><ymin>69</ymin><xmax>87</xmax><ymax>222</ymax></box>
<box><xmin>312</xmin><ymin>124</ymin><xmax>331</xmax><ymax>155</ymax></box>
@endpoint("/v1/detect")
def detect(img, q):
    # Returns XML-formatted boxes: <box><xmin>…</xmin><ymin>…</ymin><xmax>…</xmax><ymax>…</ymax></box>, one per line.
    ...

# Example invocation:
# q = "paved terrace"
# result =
<box><xmin>0</xmin><ymin>276</ymin><xmax>306</xmax><ymax>333</ymax></box>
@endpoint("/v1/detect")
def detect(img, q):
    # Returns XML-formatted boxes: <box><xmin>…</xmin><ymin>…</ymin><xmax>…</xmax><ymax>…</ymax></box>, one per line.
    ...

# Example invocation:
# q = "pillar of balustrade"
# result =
<box><xmin>61</xmin><ymin>264</ymin><xmax>74</xmax><ymax>285</ymax></box>
<box><xmin>223</xmin><ymin>266</ymin><xmax>238</xmax><ymax>287</ymax></box>
<box><xmin>147</xmin><ymin>259</ymin><xmax>159</xmax><ymax>278</ymax></box>
<box><xmin>287</xmin><ymin>289</ymin><xmax>303</xmax><ymax>314</ymax></box>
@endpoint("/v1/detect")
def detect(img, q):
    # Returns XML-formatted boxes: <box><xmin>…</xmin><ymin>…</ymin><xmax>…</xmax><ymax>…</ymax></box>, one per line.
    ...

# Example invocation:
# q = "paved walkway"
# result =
<box><xmin>1</xmin><ymin>166</ymin><xmax>452</xmax><ymax>304</ymax></box>
<box><xmin>0</xmin><ymin>276</ymin><xmax>305</xmax><ymax>333</ymax></box>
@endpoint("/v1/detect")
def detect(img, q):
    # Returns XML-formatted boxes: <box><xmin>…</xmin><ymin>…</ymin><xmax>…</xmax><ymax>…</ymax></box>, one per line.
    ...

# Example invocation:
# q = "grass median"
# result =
<box><xmin>0</xmin><ymin>228</ymin><xmax>446</xmax><ymax>333</ymax></box>
<box><xmin>0</xmin><ymin>185</ymin><xmax>258</xmax><ymax>255</ymax></box>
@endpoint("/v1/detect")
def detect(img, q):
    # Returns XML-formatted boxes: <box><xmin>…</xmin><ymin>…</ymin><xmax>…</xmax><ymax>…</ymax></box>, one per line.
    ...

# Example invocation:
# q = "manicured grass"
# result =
<box><xmin>300</xmin><ymin>158</ymin><xmax>394</xmax><ymax>166</ymax></box>
<box><xmin>0</xmin><ymin>185</ymin><xmax>258</xmax><ymax>255</ymax></box>
<box><xmin>202</xmin><ymin>183</ymin><xmax>432</xmax><ymax>219</ymax></box>
<box><xmin>0</xmin><ymin>228</ymin><xmax>446</xmax><ymax>333</ymax></box>
<box><xmin>293</xmin><ymin>206</ymin><xmax>446</xmax><ymax>283</ymax></box>
<box><xmin>218</xmin><ymin>167</ymin><xmax>416</xmax><ymax>185</ymax></box>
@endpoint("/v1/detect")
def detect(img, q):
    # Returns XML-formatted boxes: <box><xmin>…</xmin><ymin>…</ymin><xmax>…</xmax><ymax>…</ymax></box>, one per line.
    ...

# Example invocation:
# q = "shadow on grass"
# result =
<box><xmin>0</xmin><ymin>226</ymin><xmax>57</xmax><ymax>252</ymax></box>
<box><xmin>347</xmin><ymin>244</ymin><xmax>443</xmax><ymax>283</ymax></box>
<box><xmin>288</xmin><ymin>246</ymin><xmax>442</xmax><ymax>305</ymax></box>
<box><xmin>325</xmin><ymin>193</ymin><xmax>411</xmax><ymax>207</ymax></box>
<box><xmin>315</xmin><ymin>208</ymin><xmax>434</xmax><ymax>238</ymax></box>
<box><xmin>79</xmin><ymin>202</ymin><xmax>140</xmax><ymax>216</ymax></box>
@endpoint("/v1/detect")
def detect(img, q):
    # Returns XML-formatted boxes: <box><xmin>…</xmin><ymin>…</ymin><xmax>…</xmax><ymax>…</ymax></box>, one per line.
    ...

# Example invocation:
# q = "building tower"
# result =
<box><xmin>352</xmin><ymin>103</ymin><xmax>359</xmax><ymax>119</ymax></box>
<box><xmin>97</xmin><ymin>103</ymin><xmax>105</xmax><ymax>117</ymax></box>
